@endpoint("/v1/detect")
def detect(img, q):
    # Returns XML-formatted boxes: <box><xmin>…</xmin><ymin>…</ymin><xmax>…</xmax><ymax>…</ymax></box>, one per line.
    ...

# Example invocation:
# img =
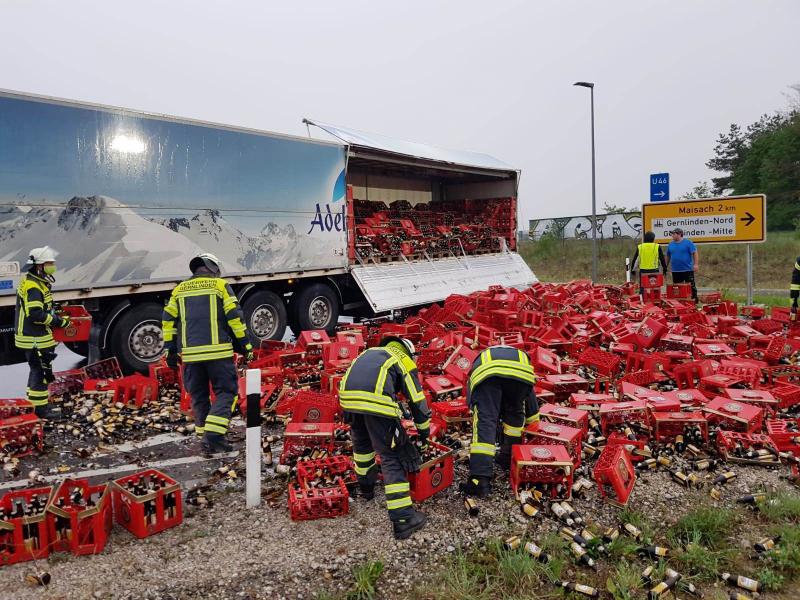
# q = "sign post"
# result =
<box><xmin>650</xmin><ymin>173</ymin><xmax>670</xmax><ymax>202</ymax></box>
<box><xmin>746</xmin><ymin>244</ymin><xmax>754</xmax><ymax>305</ymax></box>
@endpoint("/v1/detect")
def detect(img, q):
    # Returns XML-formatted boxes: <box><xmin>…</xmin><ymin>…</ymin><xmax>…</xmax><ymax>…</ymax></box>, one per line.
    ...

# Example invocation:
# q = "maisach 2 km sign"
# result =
<box><xmin>641</xmin><ymin>194</ymin><xmax>766</xmax><ymax>245</ymax></box>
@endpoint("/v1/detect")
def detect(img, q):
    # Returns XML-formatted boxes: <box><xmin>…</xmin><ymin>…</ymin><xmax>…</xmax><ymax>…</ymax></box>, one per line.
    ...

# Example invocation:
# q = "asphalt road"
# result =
<box><xmin>0</xmin><ymin>345</ymin><xmax>85</xmax><ymax>397</ymax></box>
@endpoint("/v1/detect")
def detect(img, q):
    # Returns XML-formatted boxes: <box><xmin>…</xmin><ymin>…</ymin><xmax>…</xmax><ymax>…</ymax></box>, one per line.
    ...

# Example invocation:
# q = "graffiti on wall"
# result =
<box><xmin>529</xmin><ymin>212</ymin><xmax>642</xmax><ymax>240</ymax></box>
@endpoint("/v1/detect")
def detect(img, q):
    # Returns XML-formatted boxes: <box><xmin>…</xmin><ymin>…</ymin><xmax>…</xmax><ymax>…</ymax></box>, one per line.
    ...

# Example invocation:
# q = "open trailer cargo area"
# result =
<box><xmin>0</xmin><ymin>91</ymin><xmax>535</xmax><ymax>372</ymax></box>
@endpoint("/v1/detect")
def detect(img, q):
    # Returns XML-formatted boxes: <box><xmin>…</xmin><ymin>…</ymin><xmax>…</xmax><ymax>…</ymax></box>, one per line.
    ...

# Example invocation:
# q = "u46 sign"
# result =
<box><xmin>641</xmin><ymin>195</ymin><xmax>766</xmax><ymax>244</ymax></box>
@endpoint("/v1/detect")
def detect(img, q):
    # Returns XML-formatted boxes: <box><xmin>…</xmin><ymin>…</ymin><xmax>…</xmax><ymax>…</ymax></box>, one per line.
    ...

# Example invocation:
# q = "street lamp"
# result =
<box><xmin>574</xmin><ymin>81</ymin><xmax>598</xmax><ymax>283</ymax></box>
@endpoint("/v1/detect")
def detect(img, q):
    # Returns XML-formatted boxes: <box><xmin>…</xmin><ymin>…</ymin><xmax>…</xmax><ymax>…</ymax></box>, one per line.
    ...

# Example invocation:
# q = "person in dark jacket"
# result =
<box><xmin>162</xmin><ymin>253</ymin><xmax>252</xmax><ymax>455</ymax></box>
<box><xmin>462</xmin><ymin>345</ymin><xmax>539</xmax><ymax>497</ymax></box>
<box><xmin>790</xmin><ymin>256</ymin><xmax>800</xmax><ymax>319</ymax></box>
<box><xmin>339</xmin><ymin>337</ymin><xmax>431</xmax><ymax>539</ymax></box>
<box><xmin>15</xmin><ymin>246</ymin><xmax>70</xmax><ymax>418</ymax></box>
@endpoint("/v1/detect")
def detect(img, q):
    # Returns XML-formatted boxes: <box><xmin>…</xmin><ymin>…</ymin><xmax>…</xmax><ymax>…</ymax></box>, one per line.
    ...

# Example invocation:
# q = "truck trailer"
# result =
<box><xmin>0</xmin><ymin>90</ymin><xmax>536</xmax><ymax>373</ymax></box>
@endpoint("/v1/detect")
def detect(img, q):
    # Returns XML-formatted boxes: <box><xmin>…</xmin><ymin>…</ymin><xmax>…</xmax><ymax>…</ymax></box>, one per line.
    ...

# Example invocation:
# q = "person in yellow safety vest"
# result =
<box><xmin>790</xmin><ymin>256</ymin><xmax>800</xmax><ymax>320</ymax></box>
<box><xmin>162</xmin><ymin>253</ymin><xmax>253</xmax><ymax>456</ymax></box>
<box><xmin>630</xmin><ymin>230</ymin><xmax>667</xmax><ymax>294</ymax></box>
<box><xmin>461</xmin><ymin>345</ymin><xmax>540</xmax><ymax>497</ymax></box>
<box><xmin>14</xmin><ymin>246</ymin><xmax>71</xmax><ymax>419</ymax></box>
<box><xmin>338</xmin><ymin>336</ymin><xmax>431</xmax><ymax>540</ymax></box>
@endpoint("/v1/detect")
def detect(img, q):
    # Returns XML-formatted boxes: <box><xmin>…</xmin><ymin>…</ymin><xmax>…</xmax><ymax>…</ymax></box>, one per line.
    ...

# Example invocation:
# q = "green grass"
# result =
<box><xmin>520</xmin><ymin>230</ymin><xmax>797</xmax><ymax>291</ymax></box>
<box><xmin>347</xmin><ymin>561</ymin><xmax>384</xmax><ymax>600</ymax></box>
<box><xmin>667</xmin><ymin>507</ymin><xmax>736</xmax><ymax>549</ymax></box>
<box><xmin>758</xmin><ymin>491</ymin><xmax>800</xmax><ymax>523</ymax></box>
<box><xmin>672</xmin><ymin>534</ymin><xmax>735</xmax><ymax>582</ymax></box>
<box><xmin>618</xmin><ymin>507</ymin><xmax>656</xmax><ymax>545</ymax></box>
<box><xmin>606</xmin><ymin>560</ymin><xmax>644</xmax><ymax>600</ymax></box>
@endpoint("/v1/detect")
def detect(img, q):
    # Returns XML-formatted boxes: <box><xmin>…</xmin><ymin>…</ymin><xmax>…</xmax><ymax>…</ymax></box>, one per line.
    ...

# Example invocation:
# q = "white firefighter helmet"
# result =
<box><xmin>380</xmin><ymin>336</ymin><xmax>416</xmax><ymax>358</ymax></box>
<box><xmin>27</xmin><ymin>246</ymin><xmax>59</xmax><ymax>265</ymax></box>
<box><xmin>189</xmin><ymin>252</ymin><xmax>222</xmax><ymax>275</ymax></box>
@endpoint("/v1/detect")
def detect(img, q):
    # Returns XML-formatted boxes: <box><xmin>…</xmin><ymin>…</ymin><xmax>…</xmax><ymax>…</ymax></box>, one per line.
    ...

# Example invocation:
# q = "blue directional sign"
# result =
<box><xmin>650</xmin><ymin>172</ymin><xmax>669</xmax><ymax>202</ymax></box>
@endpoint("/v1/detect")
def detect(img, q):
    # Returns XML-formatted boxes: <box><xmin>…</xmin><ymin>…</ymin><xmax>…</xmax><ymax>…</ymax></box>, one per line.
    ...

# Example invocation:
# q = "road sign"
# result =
<box><xmin>650</xmin><ymin>173</ymin><xmax>669</xmax><ymax>202</ymax></box>
<box><xmin>641</xmin><ymin>195</ymin><xmax>766</xmax><ymax>244</ymax></box>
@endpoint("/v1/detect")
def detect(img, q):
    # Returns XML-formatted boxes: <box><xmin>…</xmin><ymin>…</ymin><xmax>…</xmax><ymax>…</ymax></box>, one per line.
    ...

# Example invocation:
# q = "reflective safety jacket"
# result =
<box><xmin>162</xmin><ymin>276</ymin><xmax>248</xmax><ymax>363</ymax></box>
<box><xmin>468</xmin><ymin>345</ymin><xmax>539</xmax><ymax>424</ymax></box>
<box><xmin>339</xmin><ymin>347</ymin><xmax>431</xmax><ymax>430</ymax></box>
<box><xmin>637</xmin><ymin>243</ymin><xmax>660</xmax><ymax>270</ymax></box>
<box><xmin>15</xmin><ymin>272</ymin><xmax>58</xmax><ymax>350</ymax></box>
<box><xmin>791</xmin><ymin>256</ymin><xmax>800</xmax><ymax>303</ymax></box>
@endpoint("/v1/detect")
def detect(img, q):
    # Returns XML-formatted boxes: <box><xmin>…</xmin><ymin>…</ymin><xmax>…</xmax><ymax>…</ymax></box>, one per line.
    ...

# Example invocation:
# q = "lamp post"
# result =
<box><xmin>574</xmin><ymin>81</ymin><xmax>598</xmax><ymax>283</ymax></box>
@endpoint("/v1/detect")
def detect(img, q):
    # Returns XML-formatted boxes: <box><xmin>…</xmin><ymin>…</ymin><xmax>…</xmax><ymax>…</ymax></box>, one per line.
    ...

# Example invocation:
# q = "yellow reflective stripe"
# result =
<box><xmin>386</xmin><ymin>496</ymin><xmax>413</xmax><ymax>510</ymax></box>
<box><xmin>355</xmin><ymin>464</ymin><xmax>373</xmax><ymax>475</ymax></box>
<box><xmin>339</xmin><ymin>400</ymin><xmax>401</xmax><ymax>418</ymax></box>
<box><xmin>470</xmin><ymin>443</ymin><xmax>496</xmax><ymax>456</ymax></box>
<box><xmin>416</xmin><ymin>419</ymin><xmax>430</xmax><ymax>430</ymax></box>
<box><xmin>404</xmin><ymin>372</ymin><xmax>426</xmax><ymax>403</ymax></box>
<box><xmin>28</xmin><ymin>397</ymin><xmax>48</xmax><ymax>407</ymax></box>
<box><xmin>374</xmin><ymin>356</ymin><xmax>397</xmax><ymax>396</ymax></box>
<box><xmin>472</xmin><ymin>359</ymin><xmax>534</xmax><ymax>381</ymax></box>
<box><xmin>178</xmin><ymin>296</ymin><xmax>188</xmax><ymax>348</ymax></box>
<box><xmin>26</xmin><ymin>389</ymin><xmax>49</xmax><ymax>398</ymax></box>
<box><xmin>205</xmin><ymin>415</ymin><xmax>230</xmax><ymax>426</ymax></box>
<box><xmin>230</xmin><ymin>395</ymin><xmax>239</xmax><ymax>415</ymax></box>
<box><xmin>353</xmin><ymin>451</ymin><xmax>376</xmax><ymax>462</ymax></box>
<box><xmin>517</xmin><ymin>349</ymin><xmax>529</xmax><ymax>366</ymax></box>
<box><xmin>174</xmin><ymin>289</ymin><xmax>220</xmax><ymax>299</ymax></box>
<box><xmin>209</xmin><ymin>295</ymin><xmax>219</xmax><ymax>346</ymax></box>
<box><xmin>470</xmin><ymin>364</ymin><xmax>536</xmax><ymax>389</ymax></box>
<box><xmin>181</xmin><ymin>350</ymin><xmax>234</xmax><ymax>363</ymax></box>
<box><xmin>164</xmin><ymin>301</ymin><xmax>179</xmax><ymax>317</ymax></box>
<box><xmin>181</xmin><ymin>342</ymin><xmax>234</xmax><ymax>353</ymax></box>
<box><xmin>525</xmin><ymin>413</ymin><xmax>540</xmax><ymax>425</ymax></box>
<box><xmin>791</xmin><ymin>284</ymin><xmax>800</xmax><ymax>291</ymax></box>
<box><xmin>223</xmin><ymin>296</ymin><xmax>238</xmax><ymax>312</ymax></box>
<box><xmin>472</xmin><ymin>407</ymin><xmax>480</xmax><ymax>444</ymax></box>
<box><xmin>795</xmin><ymin>262</ymin><xmax>800</xmax><ymax>271</ymax></box>
<box><xmin>204</xmin><ymin>422</ymin><xmax>227</xmax><ymax>434</ymax></box>
<box><xmin>385</xmin><ymin>482</ymin><xmax>410</xmax><ymax>494</ymax></box>
<box><xmin>26</xmin><ymin>301</ymin><xmax>44</xmax><ymax>309</ymax></box>
<box><xmin>228</xmin><ymin>317</ymin><xmax>247</xmax><ymax>338</ymax></box>
<box><xmin>503</xmin><ymin>423</ymin><xmax>523</xmax><ymax>436</ymax></box>
<box><xmin>339</xmin><ymin>390</ymin><xmax>398</xmax><ymax>408</ymax></box>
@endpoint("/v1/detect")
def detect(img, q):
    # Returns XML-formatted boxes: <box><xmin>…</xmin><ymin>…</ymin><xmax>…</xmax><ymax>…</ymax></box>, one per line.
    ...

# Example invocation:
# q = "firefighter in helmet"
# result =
<box><xmin>339</xmin><ymin>337</ymin><xmax>431</xmax><ymax>539</ymax></box>
<box><xmin>162</xmin><ymin>253</ymin><xmax>253</xmax><ymax>455</ymax></box>
<box><xmin>15</xmin><ymin>246</ymin><xmax>70</xmax><ymax>418</ymax></box>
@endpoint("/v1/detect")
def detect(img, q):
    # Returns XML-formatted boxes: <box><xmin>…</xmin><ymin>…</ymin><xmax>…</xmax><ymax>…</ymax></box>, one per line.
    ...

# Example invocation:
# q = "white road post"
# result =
<box><xmin>625</xmin><ymin>257</ymin><xmax>631</xmax><ymax>283</ymax></box>
<box><xmin>245</xmin><ymin>368</ymin><xmax>262</xmax><ymax>508</ymax></box>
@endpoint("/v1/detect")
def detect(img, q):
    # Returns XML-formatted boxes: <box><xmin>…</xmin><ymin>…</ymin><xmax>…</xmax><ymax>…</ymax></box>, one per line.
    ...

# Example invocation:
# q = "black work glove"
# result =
<box><xmin>165</xmin><ymin>351</ymin><xmax>179</xmax><ymax>369</ymax></box>
<box><xmin>416</xmin><ymin>426</ymin><xmax>430</xmax><ymax>448</ymax></box>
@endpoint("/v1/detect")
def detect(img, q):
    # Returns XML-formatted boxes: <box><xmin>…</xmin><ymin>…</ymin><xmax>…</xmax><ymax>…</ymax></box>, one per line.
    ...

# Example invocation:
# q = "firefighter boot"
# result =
<box><xmin>358</xmin><ymin>484</ymin><xmax>375</xmax><ymax>501</ymax></box>
<box><xmin>201</xmin><ymin>432</ymin><xmax>233</xmax><ymax>455</ymax></box>
<box><xmin>460</xmin><ymin>476</ymin><xmax>492</xmax><ymax>498</ymax></box>
<box><xmin>393</xmin><ymin>509</ymin><xmax>427</xmax><ymax>540</ymax></box>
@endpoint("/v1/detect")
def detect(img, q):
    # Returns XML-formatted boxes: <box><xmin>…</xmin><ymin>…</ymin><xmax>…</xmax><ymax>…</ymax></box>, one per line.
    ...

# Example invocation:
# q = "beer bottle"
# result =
<box><xmin>637</xmin><ymin>458</ymin><xmax>657</xmax><ymax>471</ymax></box>
<box><xmin>561</xmin><ymin>501</ymin><xmax>584</xmax><ymax>525</ymax></box>
<box><xmin>679</xmin><ymin>579</ymin><xmax>702</xmax><ymax>596</ymax></box>
<box><xmin>503</xmin><ymin>535</ymin><xmax>522</xmax><ymax>551</ymax></box>
<box><xmin>464</xmin><ymin>497</ymin><xmax>479</xmax><ymax>517</ymax></box>
<box><xmin>753</xmin><ymin>535</ymin><xmax>779</xmax><ymax>553</ymax></box>
<box><xmin>728</xmin><ymin>593</ymin><xmax>753</xmax><ymax>600</ymax></box>
<box><xmin>648</xmin><ymin>568</ymin><xmax>681</xmax><ymax>599</ymax></box>
<box><xmin>602</xmin><ymin>526</ymin><xmax>619</xmax><ymax>543</ymax></box>
<box><xmin>736</xmin><ymin>493</ymin><xmax>767</xmax><ymax>505</ymax></box>
<box><xmin>555</xmin><ymin>580</ymin><xmax>599</xmax><ymax>598</ymax></box>
<box><xmin>550</xmin><ymin>501</ymin><xmax>574</xmax><ymax>525</ymax></box>
<box><xmin>709</xmin><ymin>487</ymin><xmax>722</xmax><ymax>500</ymax></box>
<box><xmin>656</xmin><ymin>455</ymin><xmax>672</xmax><ymax>468</ymax></box>
<box><xmin>638</xmin><ymin>545</ymin><xmax>669</xmax><ymax>559</ymax></box>
<box><xmin>713</xmin><ymin>471</ymin><xmax>737</xmax><ymax>485</ymax></box>
<box><xmin>569</xmin><ymin>541</ymin><xmax>596</xmax><ymax>569</ymax></box>
<box><xmin>641</xmin><ymin>565</ymin><xmax>655</xmax><ymax>586</ymax></box>
<box><xmin>581</xmin><ymin>528</ymin><xmax>606</xmax><ymax>554</ymax></box>
<box><xmin>721</xmin><ymin>573</ymin><xmax>763</xmax><ymax>593</ymax></box>
<box><xmin>524</xmin><ymin>541</ymin><xmax>550</xmax><ymax>563</ymax></box>
<box><xmin>675</xmin><ymin>434</ymin><xmax>686</xmax><ymax>453</ymax></box>
<box><xmin>670</xmin><ymin>470</ymin><xmax>691</xmax><ymax>487</ymax></box>
<box><xmin>559</xmin><ymin>527</ymin><xmax>588</xmax><ymax>547</ymax></box>
<box><xmin>521</xmin><ymin>501</ymin><xmax>540</xmax><ymax>518</ymax></box>
<box><xmin>621</xmin><ymin>522</ymin><xmax>642</xmax><ymax>540</ymax></box>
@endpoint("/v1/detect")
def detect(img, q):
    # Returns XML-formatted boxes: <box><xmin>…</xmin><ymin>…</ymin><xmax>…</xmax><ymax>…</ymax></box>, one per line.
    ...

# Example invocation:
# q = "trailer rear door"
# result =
<box><xmin>351</xmin><ymin>252</ymin><xmax>536</xmax><ymax>312</ymax></box>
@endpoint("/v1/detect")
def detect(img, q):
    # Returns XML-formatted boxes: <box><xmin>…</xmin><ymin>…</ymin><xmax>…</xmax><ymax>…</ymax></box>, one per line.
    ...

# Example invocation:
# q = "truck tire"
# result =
<box><xmin>290</xmin><ymin>282</ymin><xmax>339</xmax><ymax>335</ymax></box>
<box><xmin>109</xmin><ymin>303</ymin><xmax>164</xmax><ymax>374</ymax></box>
<box><xmin>242</xmin><ymin>290</ymin><xmax>287</xmax><ymax>343</ymax></box>
<box><xmin>65</xmin><ymin>342</ymin><xmax>89</xmax><ymax>357</ymax></box>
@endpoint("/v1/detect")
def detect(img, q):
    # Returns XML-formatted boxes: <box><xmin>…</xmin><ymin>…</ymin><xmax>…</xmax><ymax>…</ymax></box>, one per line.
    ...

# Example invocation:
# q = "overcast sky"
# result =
<box><xmin>1</xmin><ymin>0</ymin><xmax>798</xmax><ymax>224</ymax></box>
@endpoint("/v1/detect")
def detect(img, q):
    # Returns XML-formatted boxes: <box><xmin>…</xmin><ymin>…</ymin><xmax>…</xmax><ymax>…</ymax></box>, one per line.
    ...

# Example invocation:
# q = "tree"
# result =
<box><xmin>602</xmin><ymin>202</ymin><xmax>639</xmax><ymax>216</ymax></box>
<box><xmin>680</xmin><ymin>181</ymin><xmax>714</xmax><ymax>200</ymax></box>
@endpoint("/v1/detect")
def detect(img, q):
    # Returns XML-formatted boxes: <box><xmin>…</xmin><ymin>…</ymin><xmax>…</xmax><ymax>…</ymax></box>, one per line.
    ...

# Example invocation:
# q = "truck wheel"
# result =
<box><xmin>110</xmin><ymin>303</ymin><xmax>164</xmax><ymax>374</ymax></box>
<box><xmin>65</xmin><ymin>342</ymin><xmax>89</xmax><ymax>357</ymax></box>
<box><xmin>242</xmin><ymin>290</ymin><xmax>287</xmax><ymax>343</ymax></box>
<box><xmin>291</xmin><ymin>282</ymin><xmax>339</xmax><ymax>335</ymax></box>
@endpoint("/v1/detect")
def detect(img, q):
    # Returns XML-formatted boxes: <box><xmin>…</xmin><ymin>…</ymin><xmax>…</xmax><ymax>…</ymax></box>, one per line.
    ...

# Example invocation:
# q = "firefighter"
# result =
<box><xmin>339</xmin><ymin>337</ymin><xmax>431</xmax><ymax>540</ymax></box>
<box><xmin>791</xmin><ymin>255</ymin><xmax>800</xmax><ymax>319</ymax></box>
<box><xmin>630</xmin><ymin>230</ymin><xmax>667</xmax><ymax>294</ymax></box>
<box><xmin>162</xmin><ymin>253</ymin><xmax>253</xmax><ymax>455</ymax></box>
<box><xmin>15</xmin><ymin>246</ymin><xmax>70</xmax><ymax>418</ymax></box>
<box><xmin>462</xmin><ymin>345</ymin><xmax>539</xmax><ymax>497</ymax></box>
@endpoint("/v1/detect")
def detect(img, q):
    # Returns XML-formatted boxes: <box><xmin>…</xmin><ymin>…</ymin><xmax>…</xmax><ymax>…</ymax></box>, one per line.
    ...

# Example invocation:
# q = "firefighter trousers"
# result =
<box><xmin>468</xmin><ymin>377</ymin><xmax>529</xmax><ymax>478</ymax></box>
<box><xmin>346</xmin><ymin>412</ymin><xmax>419</xmax><ymax>522</ymax></box>
<box><xmin>182</xmin><ymin>358</ymin><xmax>238</xmax><ymax>437</ymax></box>
<box><xmin>25</xmin><ymin>349</ymin><xmax>55</xmax><ymax>408</ymax></box>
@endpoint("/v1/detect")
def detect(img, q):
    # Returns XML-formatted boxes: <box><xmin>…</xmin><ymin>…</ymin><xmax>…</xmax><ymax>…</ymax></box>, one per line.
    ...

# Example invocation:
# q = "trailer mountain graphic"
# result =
<box><xmin>0</xmin><ymin>196</ymin><xmax>336</xmax><ymax>285</ymax></box>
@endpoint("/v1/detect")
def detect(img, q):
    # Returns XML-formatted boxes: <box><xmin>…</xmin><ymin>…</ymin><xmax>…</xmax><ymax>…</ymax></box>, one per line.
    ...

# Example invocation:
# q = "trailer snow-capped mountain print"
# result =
<box><xmin>0</xmin><ymin>93</ymin><xmax>348</xmax><ymax>292</ymax></box>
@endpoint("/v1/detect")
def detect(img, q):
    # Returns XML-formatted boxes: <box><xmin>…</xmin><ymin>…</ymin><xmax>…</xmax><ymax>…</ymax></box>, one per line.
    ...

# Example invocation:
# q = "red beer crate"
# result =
<box><xmin>593</xmin><ymin>444</ymin><xmax>636</xmax><ymax>507</ymax></box>
<box><xmin>717</xmin><ymin>431</ymin><xmax>779</xmax><ymax>463</ymax></box>
<box><xmin>290</xmin><ymin>390</ymin><xmax>340</xmax><ymax>424</ymax></box>
<box><xmin>296</xmin><ymin>455</ymin><xmax>357</xmax><ymax>491</ymax></box>
<box><xmin>82</xmin><ymin>357</ymin><xmax>123</xmax><ymax>381</ymax></box>
<box><xmin>429</xmin><ymin>399</ymin><xmax>471</xmax><ymax>428</ymax></box>
<box><xmin>703</xmin><ymin>396</ymin><xmax>764</xmax><ymax>433</ymax></box>
<box><xmin>645</xmin><ymin>394</ymin><xmax>682</xmax><ymax>413</ymax></box>
<box><xmin>109</xmin><ymin>374</ymin><xmax>159</xmax><ymax>408</ymax></box>
<box><xmin>765</xmin><ymin>419</ymin><xmax>800</xmax><ymax>453</ymax></box>
<box><xmin>695</xmin><ymin>342</ymin><xmax>736</xmax><ymax>359</ymax></box>
<box><xmin>570</xmin><ymin>392</ymin><xmax>615</xmax><ymax>411</ymax></box>
<box><xmin>599</xmin><ymin>400</ymin><xmax>648</xmax><ymax>435</ymax></box>
<box><xmin>578</xmin><ymin>346</ymin><xmax>622</xmax><ymax>377</ymax></box>
<box><xmin>669</xmin><ymin>388</ymin><xmax>709</xmax><ymax>407</ymax></box>
<box><xmin>0</xmin><ymin>486</ymin><xmax>53</xmax><ymax>565</ymax></box>
<box><xmin>524</xmin><ymin>421</ymin><xmax>583</xmax><ymax>467</ymax></box>
<box><xmin>53</xmin><ymin>304</ymin><xmax>92</xmax><ymax>343</ymax></box>
<box><xmin>641</xmin><ymin>273</ymin><xmax>663</xmax><ymax>288</ymax></box>
<box><xmin>322</xmin><ymin>341</ymin><xmax>360</xmax><ymax>370</ymax></box>
<box><xmin>112</xmin><ymin>469</ymin><xmax>183</xmax><ymax>538</ymax></box>
<box><xmin>665</xmin><ymin>283</ymin><xmax>692</xmax><ymax>299</ymax></box>
<box><xmin>770</xmin><ymin>383</ymin><xmax>800</xmax><ymax>410</ymax></box>
<box><xmin>424</xmin><ymin>375</ymin><xmax>462</xmax><ymax>401</ymax></box>
<box><xmin>723</xmin><ymin>388</ymin><xmax>778</xmax><ymax>413</ymax></box>
<box><xmin>0</xmin><ymin>398</ymin><xmax>33</xmax><ymax>419</ymax></box>
<box><xmin>280</xmin><ymin>422</ymin><xmax>336</xmax><ymax>464</ymax></box>
<box><xmin>539</xmin><ymin>403</ymin><xmax>589</xmax><ymax>433</ymax></box>
<box><xmin>0</xmin><ymin>414</ymin><xmax>43</xmax><ymax>458</ymax></box>
<box><xmin>539</xmin><ymin>373</ymin><xmax>590</xmax><ymax>401</ymax></box>
<box><xmin>531</xmin><ymin>346</ymin><xmax>562</xmax><ymax>375</ymax></box>
<box><xmin>288</xmin><ymin>479</ymin><xmax>349</xmax><ymax>521</ymax></box>
<box><xmin>442</xmin><ymin>345</ymin><xmax>479</xmax><ymax>385</ymax></box>
<box><xmin>408</xmin><ymin>441</ymin><xmax>454</xmax><ymax>502</ymax></box>
<box><xmin>296</xmin><ymin>330</ymin><xmax>330</xmax><ymax>351</ymax></box>
<box><xmin>642</xmin><ymin>288</ymin><xmax>662</xmax><ymax>303</ymax></box>
<box><xmin>652</xmin><ymin>411</ymin><xmax>708</xmax><ymax>443</ymax></box>
<box><xmin>48</xmin><ymin>367</ymin><xmax>86</xmax><ymax>397</ymax></box>
<box><xmin>48</xmin><ymin>479</ymin><xmax>112</xmax><ymax>556</ymax></box>
<box><xmin>510</xmin><ymin>445</ymin><xmax>573</xmax><ymax>500</ymax></box>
